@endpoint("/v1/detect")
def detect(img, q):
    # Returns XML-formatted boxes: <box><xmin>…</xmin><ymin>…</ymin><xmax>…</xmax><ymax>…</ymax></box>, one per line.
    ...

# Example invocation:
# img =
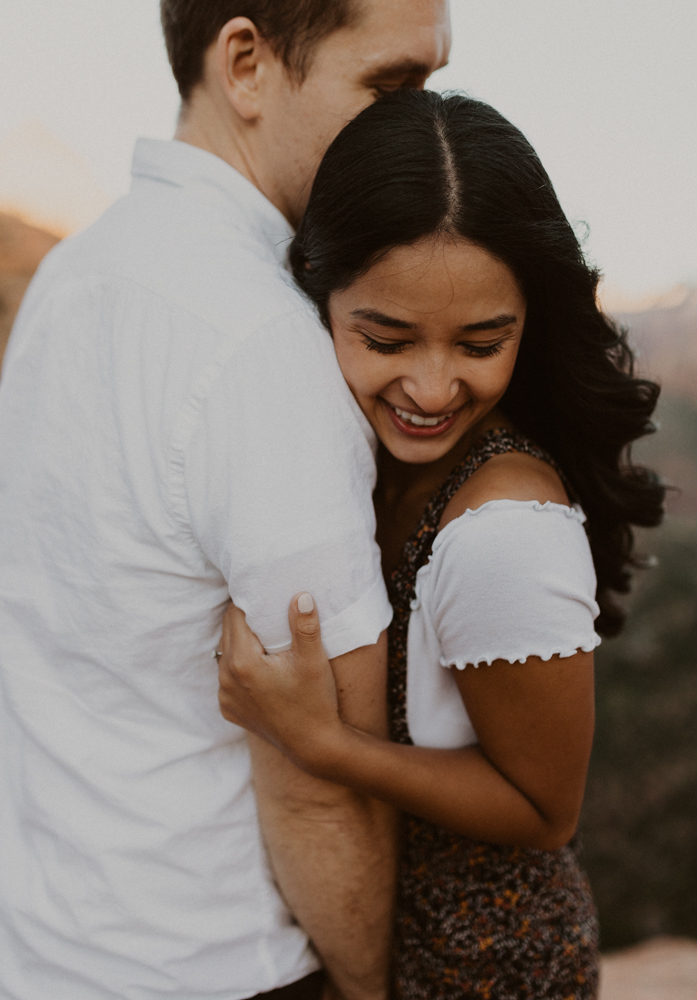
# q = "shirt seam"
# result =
<box><xmin>42</xmin><ymin>267</ymin><xmax>316</xmax><ymax>548</ymax></box>
<box><xmin>164</xmin><ymin>304</ymin><xmax>327</xmax><ymax>547</ymax></box>
<box><xmin>43</xmin><ymin>262</ymin><xmax>297</xmax><ymax>335</ymax></box>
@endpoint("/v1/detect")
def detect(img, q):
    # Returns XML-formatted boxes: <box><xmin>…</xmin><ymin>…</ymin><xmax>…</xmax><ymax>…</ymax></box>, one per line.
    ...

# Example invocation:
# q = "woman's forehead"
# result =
<box><xmin>336</xmin><ymin>237</ymin><xmax>525</xmax><ymax>326</ymax></box>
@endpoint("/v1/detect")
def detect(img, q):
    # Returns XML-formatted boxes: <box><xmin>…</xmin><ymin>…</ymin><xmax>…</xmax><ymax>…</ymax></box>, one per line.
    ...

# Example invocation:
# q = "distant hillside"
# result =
<box><xmin>584</xmin><ymin>287</ymin><xmax>697</xmax><ymax>950</ymax></box>
<box><xmin>1</xmin><ymin>210</ymin><xmax>695</xmax><ymax>419</ymax></box>
<box><xmin>0</xmin><ymin>212</ymin><xmax>59</xmax><ymax>368</ymax></box>
<box><xmin>616</xmin><ymin>286</ymin><xmax>697</xmax><ymax>403</ymax></box>
<box><xmin>605</xmin><ymin>287</ymin><xmax>697</xmax><ymax>518</ymax></box>
<box><xmin>0</xmin><ymin>122</ymin><xmax>111</xmax><ymax>237</ymax></box>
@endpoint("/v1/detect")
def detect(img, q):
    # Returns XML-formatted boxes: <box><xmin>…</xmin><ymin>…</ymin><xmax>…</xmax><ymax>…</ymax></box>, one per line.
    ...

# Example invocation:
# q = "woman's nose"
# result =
<box><xmin>401</xmin><ymin>371</ymin><xmax>462</xmax><ymax>415</ymax></box>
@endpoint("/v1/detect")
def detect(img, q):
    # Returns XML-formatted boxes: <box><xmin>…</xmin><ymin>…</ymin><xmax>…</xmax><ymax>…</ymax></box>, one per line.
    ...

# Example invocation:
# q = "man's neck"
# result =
<box><xmin>175</xmin><ymin>97</ymin><xmax>258</xmax><ymax>185</ymax></box>
<box><xmin>174</xmin><ymin>96</ymin><xmax>292</xmax><ymax>223</ymax></box>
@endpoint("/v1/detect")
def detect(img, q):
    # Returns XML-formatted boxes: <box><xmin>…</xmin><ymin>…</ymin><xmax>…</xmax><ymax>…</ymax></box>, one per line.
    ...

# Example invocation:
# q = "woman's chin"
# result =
<box><xmin>376</xmin><ymin>421</ymin><xmax>465</xmax><ymax>465</ymax></box>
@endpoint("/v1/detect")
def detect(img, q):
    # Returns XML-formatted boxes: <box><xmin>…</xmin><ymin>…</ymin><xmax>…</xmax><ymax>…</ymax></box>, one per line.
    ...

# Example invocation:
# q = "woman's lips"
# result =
<box><xmin>382</xmin><ymin>399</ymin><xmax>460</xmax><ymax>438</ymax></box>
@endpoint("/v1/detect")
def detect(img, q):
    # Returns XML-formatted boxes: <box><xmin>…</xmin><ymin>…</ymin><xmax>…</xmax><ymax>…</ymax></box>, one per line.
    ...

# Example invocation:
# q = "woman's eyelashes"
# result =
<box><xmin>362</xmin><ymin>334</ymin><xmax>407</xmax><ymax>355</ymax></box>
<box><xmin>461</xmin><ymin>342</ymin><xmax>505</xmax><ymax>358</ymax></box>
<box><xmin>360</xmin><ymin>334</ymin><xmax>506</xmax><ymax>358</ymax></box>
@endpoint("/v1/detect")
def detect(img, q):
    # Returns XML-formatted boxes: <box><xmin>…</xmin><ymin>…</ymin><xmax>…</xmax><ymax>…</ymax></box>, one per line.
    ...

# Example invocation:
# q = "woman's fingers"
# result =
<box><xmin>216</xmin><ymin>593</ymin><xmax>343</xmax><ymax>767</ymax></box>
<box><xmin>288</xmin><ymin>592</ymin><xmax>324</xmax><ymax>659</ymax></box>
<box><xmin>221</xmin><ymin>594</ymin><xmax>325</xmax><ymax>668</ymax></box>
<box><xmin>221</xmin><ymin>602</ymin><xmax>265</xmax><ymax>662</ymax></box>
<box><xmin>217</xmin><ymin>603</ymin><xmax>269</xmax><ymax>728</ymax></box>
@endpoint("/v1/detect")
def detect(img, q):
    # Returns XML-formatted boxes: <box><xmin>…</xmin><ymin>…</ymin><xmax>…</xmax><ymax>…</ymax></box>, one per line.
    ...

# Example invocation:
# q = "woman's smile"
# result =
<box><xmin>329</xmin><ymin>235</ymin><xmax>526</xmax><ymax>465</ymax></box>
<box><xmin>382</xmin><ymin>399</ymin><xmax>460</xmax><ymax>436</ymax></box>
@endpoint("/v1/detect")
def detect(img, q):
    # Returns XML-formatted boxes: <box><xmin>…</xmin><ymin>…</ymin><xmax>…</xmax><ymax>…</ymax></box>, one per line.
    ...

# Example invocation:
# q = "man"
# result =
<box><xmin>0</xmin><ymin>2</ymin><xmax>451</xmax><ymax>999</ymax></box>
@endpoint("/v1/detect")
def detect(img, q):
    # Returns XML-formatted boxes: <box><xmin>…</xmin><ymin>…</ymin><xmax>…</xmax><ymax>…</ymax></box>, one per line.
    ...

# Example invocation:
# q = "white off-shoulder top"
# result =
<box><xmin>406</xmin><ymin>499</ymin><xmax>601</xmax><ymax>749</ymax></box>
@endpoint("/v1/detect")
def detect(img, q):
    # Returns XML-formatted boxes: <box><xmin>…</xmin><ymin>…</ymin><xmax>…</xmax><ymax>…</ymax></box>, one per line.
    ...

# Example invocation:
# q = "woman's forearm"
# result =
<box><xmin>250</xmin><ymin>734</ymin><xmax>397</xmax><ymax>1000</ymax></box>
<box><xmin>217</xmin><ymin>603</ymin><xmax>591</xmax><ymax>854</ymax></box>
<box><xmin>303</xmin><ymin>726</ymin><xmax>577</xmax><ymax>851</ymax></box>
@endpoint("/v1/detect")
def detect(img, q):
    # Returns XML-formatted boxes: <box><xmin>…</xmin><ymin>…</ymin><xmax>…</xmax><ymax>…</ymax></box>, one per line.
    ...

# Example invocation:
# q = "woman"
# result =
<box><xmin>217</xmin><ymin>91</ymin><xmax>663</xmax><ymax>999</ymax></box>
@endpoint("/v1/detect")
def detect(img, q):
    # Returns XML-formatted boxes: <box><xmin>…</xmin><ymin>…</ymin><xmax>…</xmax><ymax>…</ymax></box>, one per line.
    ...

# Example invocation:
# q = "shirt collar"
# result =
<box><xmin>131</xmin><ymin>138</ymin><xmax>295</xmax><ymax>267</ymax></box>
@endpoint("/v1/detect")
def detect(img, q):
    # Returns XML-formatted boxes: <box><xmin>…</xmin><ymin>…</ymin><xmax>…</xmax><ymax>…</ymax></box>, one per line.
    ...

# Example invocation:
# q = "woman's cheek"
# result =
<box><xmin>356</xmin><ymin>352</ymin><xmax>395</xmax><ymax>402</ymax></box>
<box><xmin>486</xmin><ymin>353</ymin><xmax>518</xmax><ymax>399</ymax></box>
<box><xmin>332</xmin><ymin>336</ymin><xmax>364</xmax><ymax>395</ymax></box>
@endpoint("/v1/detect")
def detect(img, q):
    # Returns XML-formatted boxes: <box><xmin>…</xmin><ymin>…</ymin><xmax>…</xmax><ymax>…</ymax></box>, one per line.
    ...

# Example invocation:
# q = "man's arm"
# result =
<box><xmin>227</xmin><ymin>618</ymin><xmax>397</xmax><ymax>1000</ymax></box>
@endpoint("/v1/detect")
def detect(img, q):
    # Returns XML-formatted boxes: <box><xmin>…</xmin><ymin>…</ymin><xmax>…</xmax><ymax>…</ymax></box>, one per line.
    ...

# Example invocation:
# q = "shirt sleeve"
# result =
<box><xmin>180</xmin><ymin>306</ymin><xmax>392</xmax><ymax>658</ymax></box>
<box><xmin>424</xmin><ymin>500</ymin><xmax>601</xmax><ymax>669</ymax></box>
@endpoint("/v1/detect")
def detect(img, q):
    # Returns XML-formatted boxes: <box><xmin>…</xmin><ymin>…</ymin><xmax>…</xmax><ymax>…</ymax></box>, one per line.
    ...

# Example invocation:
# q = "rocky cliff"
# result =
<box><xmin>0</xmin><ymin>212</ymin><xmax>59</xmax><ymax>367</ymax></box>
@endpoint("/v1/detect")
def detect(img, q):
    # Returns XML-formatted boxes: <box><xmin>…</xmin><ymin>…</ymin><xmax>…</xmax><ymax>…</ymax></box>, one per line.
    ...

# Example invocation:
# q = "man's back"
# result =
<box><xmin>0</xmin><ymin>139</ymin><xmax>389</xmax><ymax>999</ymax></box>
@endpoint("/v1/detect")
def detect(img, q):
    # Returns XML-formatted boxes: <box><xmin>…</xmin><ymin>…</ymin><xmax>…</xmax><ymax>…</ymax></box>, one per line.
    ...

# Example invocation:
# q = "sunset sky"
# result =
<box><xmin>2</xmin><ymin>0</ymin><xmax>695</xmax><ymax>299</ymax></box>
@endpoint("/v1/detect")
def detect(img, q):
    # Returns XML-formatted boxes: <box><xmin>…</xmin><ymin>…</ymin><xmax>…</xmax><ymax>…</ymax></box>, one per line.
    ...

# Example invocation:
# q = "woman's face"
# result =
<box><xmin>329</xmin><ymin>236</ymin><xmax>527</xmax><ymax>464</ymax></box>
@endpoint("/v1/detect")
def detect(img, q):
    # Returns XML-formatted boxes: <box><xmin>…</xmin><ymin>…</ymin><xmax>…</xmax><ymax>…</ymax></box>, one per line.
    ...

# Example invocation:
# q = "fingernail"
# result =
<box><xmin>297</xmin><ymin>593</ymin><xmax>314</xmax><ymax>614</ymax></box>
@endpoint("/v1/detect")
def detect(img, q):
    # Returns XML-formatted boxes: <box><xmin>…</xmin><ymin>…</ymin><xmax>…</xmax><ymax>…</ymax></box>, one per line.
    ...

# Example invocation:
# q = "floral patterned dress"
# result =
<box><xmin>387</xmin><ymin>429</ymin><xmax>600</xmax><ymax>1000</ymax></box>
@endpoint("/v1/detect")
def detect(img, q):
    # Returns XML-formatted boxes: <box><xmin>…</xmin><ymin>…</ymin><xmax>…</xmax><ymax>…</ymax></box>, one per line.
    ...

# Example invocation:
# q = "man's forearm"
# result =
<box><xmin>249</xmin><ymin>734</ymin><xmax>397</xmax><ymax>1000</ymax></box>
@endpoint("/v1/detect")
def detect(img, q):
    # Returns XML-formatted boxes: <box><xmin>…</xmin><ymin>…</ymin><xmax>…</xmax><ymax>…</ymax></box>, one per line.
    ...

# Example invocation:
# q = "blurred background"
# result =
<box><xmin>1</xmin><ymin>1</ymin><xmax>696</xmax><ymax>995</ymax></box>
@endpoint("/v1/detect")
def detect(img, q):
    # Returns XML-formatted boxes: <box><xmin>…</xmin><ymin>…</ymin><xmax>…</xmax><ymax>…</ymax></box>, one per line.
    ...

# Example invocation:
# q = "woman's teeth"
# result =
<box><xmin>393</xmin><ymin>406</ymin><xmax>453</xmax><ymax>427</ymax></box>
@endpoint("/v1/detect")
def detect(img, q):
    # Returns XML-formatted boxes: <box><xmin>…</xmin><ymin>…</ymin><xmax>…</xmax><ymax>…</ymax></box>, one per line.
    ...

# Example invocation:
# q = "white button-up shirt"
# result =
<box><xmin>0</xmin><ymin>139</ymin><xmax>392</xmax><ymax>1000</ymax></box>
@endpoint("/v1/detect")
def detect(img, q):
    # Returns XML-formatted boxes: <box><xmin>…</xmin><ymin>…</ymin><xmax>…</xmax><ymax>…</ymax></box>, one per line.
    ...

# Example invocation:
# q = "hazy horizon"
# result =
<box><xmin>1</xmin><ymin>0</ymin><xmax>695</xmax><ymax>297</ymax></box>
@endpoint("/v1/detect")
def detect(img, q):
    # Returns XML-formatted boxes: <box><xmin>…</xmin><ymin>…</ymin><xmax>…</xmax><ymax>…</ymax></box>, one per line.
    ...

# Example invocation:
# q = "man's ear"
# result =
<box><xmin>213</xmin><ymin>16</ymin><xmax>273</xmax><ymax>122</ymax></box>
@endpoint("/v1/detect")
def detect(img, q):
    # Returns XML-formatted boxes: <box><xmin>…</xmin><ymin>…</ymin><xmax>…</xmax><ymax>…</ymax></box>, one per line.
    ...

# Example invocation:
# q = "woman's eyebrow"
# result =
<box><xmin>351</xmin><ymin>308</ymin><xmax>417</xmax><ymax>330</ymax></box>
<box><xmin>460</xmin><ymin>314</ymin><xmax>517</xmax><ymax>332</ymax></box>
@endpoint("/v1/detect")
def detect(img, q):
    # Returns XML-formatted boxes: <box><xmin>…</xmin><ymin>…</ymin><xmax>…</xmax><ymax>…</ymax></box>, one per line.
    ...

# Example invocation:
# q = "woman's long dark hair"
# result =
<box><xmin>290</xmin><ymin>90</ymin><xmax>664</xmax><ymax>636</ymax></box>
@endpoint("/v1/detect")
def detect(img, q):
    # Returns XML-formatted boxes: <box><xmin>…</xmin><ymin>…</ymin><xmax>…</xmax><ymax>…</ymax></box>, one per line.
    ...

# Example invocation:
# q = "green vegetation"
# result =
<box><xmin>582</xmin><ymin>394</ymin><xmax>697</xmax><ymax>949</ymax></box>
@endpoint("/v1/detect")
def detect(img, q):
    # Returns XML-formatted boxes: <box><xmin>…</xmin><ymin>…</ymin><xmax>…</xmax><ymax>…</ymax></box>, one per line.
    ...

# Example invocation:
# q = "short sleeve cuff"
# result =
<box><xmin>264</xmin><ymin>578</ymin><xmax>393</xmax><ymax>660</ymax></box>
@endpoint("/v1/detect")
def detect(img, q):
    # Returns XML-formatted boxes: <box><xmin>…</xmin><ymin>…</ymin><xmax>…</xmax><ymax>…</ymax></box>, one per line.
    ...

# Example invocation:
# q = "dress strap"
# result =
<box><xmin>387</xmin><ymin>427</ymin><xmax>561</xmax><ymax>747</ymax></box>
<box><xmin>388</xmin><ymin>428</ymin><xmax>559</xmax><ymax>611</ymax></box>
<box><xmin>424</xmin><ymin>428</ymin><xmax>560</xmax><ymax>529</ymax></box>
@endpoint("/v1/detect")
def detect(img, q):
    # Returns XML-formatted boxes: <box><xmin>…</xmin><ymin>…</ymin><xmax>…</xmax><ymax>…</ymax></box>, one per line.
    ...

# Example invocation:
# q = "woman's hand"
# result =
<box><xmin>217</xmin><ymin>594</ymin><xmax>345</xmax><ymax>771</ymax></box>
<box><xmin>218</xmin><ymin>596</ymin><xmax>593</xmax><ymax>851</ymax></box>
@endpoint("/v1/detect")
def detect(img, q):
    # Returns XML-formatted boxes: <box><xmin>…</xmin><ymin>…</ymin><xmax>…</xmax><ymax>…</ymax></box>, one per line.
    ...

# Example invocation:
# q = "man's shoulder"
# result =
<box><xmin>39</xmin><ymin>188</ymin><xmax>313</xmax><ymax>341</ymax></box>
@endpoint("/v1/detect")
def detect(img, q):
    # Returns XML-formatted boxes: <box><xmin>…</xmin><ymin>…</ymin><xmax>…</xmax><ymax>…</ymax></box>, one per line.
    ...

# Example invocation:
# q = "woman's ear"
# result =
<box><xmin>213</xmin><ymin>16</ymin><xmax>271</xmax><ymax>122</ymax></box>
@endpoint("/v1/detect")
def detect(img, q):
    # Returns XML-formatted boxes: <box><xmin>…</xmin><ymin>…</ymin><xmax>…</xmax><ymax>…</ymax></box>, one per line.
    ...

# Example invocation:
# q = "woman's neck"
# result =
<box><xmin>378</xmin><ymin>409</ymin><xmax>510</xmax><ymax>510</ymax></box>
<box><xmin>374</xmin><ymin>409</ymin><xmax>511</xmax><ymax>578</ymax></box>
<box><xmin>377</xmin><ymin>442</ymin><xmax>462</xmax><ymax>513</ymax></box>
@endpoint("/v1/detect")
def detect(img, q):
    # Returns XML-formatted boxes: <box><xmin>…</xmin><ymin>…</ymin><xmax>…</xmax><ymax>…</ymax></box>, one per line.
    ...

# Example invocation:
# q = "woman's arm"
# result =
<box><xmin>315</xmin><ymin>651</ymin><xmax>594</xmax><ymax>851</ymax></box>
<box><xmin>219</xmin><ymin>608</ymin><xmax>397</xmax><ymax>1000</ymax></box>
<box><xmin>219</xmin><ymin>598</ymin><xmax>594</xmax><ymax>852</ymax></box>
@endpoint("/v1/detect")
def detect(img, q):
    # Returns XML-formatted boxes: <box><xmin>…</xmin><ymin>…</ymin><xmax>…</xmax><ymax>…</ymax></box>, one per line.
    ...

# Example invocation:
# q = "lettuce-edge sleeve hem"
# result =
<box><xmin>430</xmin><ymin>498</ymin><xmax>587</xmax><ymax>553</ymax></box>
<box><xmin>440</xmin><ymin>633</ymin><xmax>602</xmax><ymax>671</ymax></box>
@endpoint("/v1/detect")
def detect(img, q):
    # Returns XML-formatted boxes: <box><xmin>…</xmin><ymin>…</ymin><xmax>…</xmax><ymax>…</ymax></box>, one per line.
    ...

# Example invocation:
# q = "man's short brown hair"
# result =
<box><xmin>161</xmin><ymin>0</ymin><xmax>358</xmax><ymax>101</ymax></box>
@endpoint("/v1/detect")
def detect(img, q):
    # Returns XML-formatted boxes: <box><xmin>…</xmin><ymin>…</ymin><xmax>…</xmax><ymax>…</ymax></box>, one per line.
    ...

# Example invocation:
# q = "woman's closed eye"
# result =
<box><xmin>362</xmin><ymin>334</ymin><xmax>409</xmax><ymax>355</ymax></box>
<box><xmin>460</xmin><ymin>341</ymin><xmax>505</xmax><ymax>358</ymax></box>
<box><xmin>361</xmin><ymin>334</ymin><xmax>506</xmax><ymax>358</ymax></box>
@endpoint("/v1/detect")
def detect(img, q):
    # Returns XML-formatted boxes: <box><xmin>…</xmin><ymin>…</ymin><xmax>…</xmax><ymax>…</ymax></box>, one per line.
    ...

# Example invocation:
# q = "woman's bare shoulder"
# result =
<box><xmin>439</xmin><ymin>451</ymin><xmax>570</xmax><ymax>531</ymax></box>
